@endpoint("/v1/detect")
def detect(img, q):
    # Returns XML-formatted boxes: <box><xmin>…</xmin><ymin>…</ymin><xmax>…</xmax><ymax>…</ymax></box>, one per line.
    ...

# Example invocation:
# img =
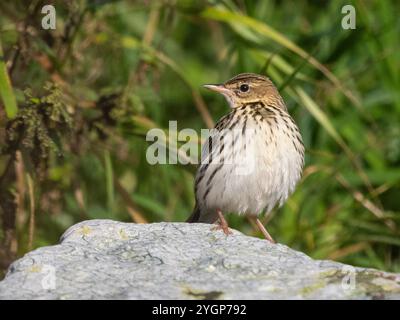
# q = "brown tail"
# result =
<box><xmin>186</xmin><ymin>204</ymin><xmax>200</xmax><ymax>223</ymax></box>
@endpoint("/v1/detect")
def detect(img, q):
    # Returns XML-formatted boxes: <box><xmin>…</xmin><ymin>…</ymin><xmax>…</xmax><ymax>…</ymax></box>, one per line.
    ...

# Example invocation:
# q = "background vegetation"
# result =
<box><xmin>0</xmin><ymin>0</ymin><xmax>399</xmax><ymax>277</ymax></box>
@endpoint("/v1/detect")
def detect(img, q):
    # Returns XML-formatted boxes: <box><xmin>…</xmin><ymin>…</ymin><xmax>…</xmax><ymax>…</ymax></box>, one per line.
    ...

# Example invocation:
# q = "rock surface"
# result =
<box><xmin>0</xmin><ymin>219</ymin><xmax>399</xmax><ymax>299</ymax></box>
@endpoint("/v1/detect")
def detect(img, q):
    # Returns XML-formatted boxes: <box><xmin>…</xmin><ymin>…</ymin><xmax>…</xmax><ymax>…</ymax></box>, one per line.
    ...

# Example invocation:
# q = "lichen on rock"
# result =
<box><xmin>0</xmin><ymin>220</ymin><xmax>399</xmax><ymax>299</ymax></box>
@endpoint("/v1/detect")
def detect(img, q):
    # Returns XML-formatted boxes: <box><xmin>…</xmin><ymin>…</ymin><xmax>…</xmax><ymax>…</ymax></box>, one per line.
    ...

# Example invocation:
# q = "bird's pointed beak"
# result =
<box><xmin>203</xmin><ymin>84</ymin><xmax>230</xmax><ymax>95</ymax></box>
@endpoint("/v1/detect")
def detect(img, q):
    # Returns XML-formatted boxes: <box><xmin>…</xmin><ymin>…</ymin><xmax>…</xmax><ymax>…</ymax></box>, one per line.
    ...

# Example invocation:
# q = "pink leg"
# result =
<box><xmin>255</xmin><ymin>218</ymin><xmax>275</xmax><ymax>243</ymax></box>
<box><xmin>211</xmin><ymin>209</ymin><xmax>232</xmax><ymax>235</ymax></box>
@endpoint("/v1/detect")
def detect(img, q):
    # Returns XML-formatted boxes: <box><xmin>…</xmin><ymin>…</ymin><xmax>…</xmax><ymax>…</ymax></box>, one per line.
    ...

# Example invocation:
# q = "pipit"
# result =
<box><xmin>187</xmin><ymin>73</ymin><xmax>305</xmax><ymax>243</ymax></box>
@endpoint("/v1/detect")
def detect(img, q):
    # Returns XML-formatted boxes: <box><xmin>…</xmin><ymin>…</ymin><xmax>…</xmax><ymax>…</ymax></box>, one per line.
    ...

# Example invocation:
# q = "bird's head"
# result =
<box><xmin>203</xmin><ymin>73</ymin><xmax>284</xmax><ymax>109</ymax></box>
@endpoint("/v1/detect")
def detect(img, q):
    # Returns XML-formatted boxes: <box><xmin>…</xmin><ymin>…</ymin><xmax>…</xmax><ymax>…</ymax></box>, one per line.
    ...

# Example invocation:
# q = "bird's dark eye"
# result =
<box><xmin>239</xmin><ymin>84</ymin><xmax>249</xmax><ymax>92</ymax></box>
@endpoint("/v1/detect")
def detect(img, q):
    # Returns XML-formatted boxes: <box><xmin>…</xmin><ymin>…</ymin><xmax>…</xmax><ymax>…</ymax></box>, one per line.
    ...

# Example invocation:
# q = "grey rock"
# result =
<box><xmin>0</xmin><ymin>219</ymin><xmax>399</xmax><ymax>299</ymax></box>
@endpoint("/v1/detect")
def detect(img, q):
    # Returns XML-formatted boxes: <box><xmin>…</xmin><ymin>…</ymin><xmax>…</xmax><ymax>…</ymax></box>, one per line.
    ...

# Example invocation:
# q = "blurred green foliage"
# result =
<box><xmin>0</xmin><ymin>0</ymin><xmax>399</xmax><ymax>275</ymax></box>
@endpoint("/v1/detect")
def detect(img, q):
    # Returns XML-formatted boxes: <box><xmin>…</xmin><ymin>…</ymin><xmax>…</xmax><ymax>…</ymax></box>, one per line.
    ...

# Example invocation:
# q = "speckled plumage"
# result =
<box><xmin>188</xmin><ymin>73</ymin><xmax>304</xmax><ymax>231</ymax></box>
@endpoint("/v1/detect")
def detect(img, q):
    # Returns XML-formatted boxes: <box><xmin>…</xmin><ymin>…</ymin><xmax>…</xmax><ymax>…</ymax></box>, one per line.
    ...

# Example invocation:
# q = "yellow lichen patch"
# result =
<box><xmin>299</xmin><ymin>280</ymin><xmax>326</xmax><ymax>296</ymax></box>
<box><xmin>371</xmin><ymin>278</ymin><xmax>400</xmax><ymax>292</ymax></box>
<box><xmin>319</xmin><ymin>269</ymin><xmax>338</xmax><ymax>278</ymax></box>
<box><xmin>28</xmin><ymin>265</ymin><xmax>42</xmax><ymax>273</ymax></box>
<box><xmin>119</xmin><ymin>228</ymin><xmax>128</xmax><ymax>240</ymax></box>
<box><xmin>78</xmin><ymin>226</ymin><xmax>92</xmax><ymax>236</ymax></box>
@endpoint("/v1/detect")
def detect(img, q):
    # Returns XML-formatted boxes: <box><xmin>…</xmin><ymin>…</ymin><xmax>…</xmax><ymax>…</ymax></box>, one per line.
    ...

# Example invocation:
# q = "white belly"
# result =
<box><xmin>196</xmin><ymin>116</ymin><xmax>303</xmax><ymax>216</ymax></box>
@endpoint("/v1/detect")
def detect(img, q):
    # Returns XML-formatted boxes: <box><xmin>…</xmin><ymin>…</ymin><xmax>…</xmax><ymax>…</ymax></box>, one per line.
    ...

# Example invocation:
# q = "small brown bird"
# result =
<box><xmin>187</xmin><ymin>73</ymin><xmax>304</xmax><ymax>242</ymax></box>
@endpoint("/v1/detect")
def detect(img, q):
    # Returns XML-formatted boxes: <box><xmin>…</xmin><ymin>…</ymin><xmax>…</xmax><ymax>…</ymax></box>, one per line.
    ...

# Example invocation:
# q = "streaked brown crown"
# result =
<box><xmin>205</xmin><ymin>73</ymin><xmax>285</xmax><ymax>109</ymax></box>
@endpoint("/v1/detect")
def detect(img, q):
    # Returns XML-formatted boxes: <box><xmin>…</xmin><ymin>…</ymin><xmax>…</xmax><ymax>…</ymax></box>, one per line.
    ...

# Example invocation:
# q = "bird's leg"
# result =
<box><xmin>248</xmin><ymin>216</ymin><xmax>275</xmax><ymax>243</ymax></box>
<box><xmin>211</xmin><ymin>209</ymin><xmax>232</xmax><ymax>235</ymax></box>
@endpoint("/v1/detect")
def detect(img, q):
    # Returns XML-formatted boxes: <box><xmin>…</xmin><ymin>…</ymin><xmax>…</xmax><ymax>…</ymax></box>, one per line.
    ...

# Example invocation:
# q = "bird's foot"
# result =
<box><xmin>211</xmin><ymin>221</ymin><xmax>232</xmax><ymax>235</ymax></box>
<box><xmin>211</xmin><ymin>210</ymin><xmax>232</xmax><ymax>236</ymax></box>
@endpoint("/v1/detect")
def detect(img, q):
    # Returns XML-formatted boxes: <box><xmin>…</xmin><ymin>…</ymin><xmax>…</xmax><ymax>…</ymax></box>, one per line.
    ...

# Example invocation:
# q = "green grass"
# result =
<box><xmin>0</xmin><ymin>0</ymin><xmax>399</xmax><ymax>274</ymax></box>
<box><xmin>0</xmin><ymin>39</ymin><xmax>18</xmax><ymax>118</ymax></box>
